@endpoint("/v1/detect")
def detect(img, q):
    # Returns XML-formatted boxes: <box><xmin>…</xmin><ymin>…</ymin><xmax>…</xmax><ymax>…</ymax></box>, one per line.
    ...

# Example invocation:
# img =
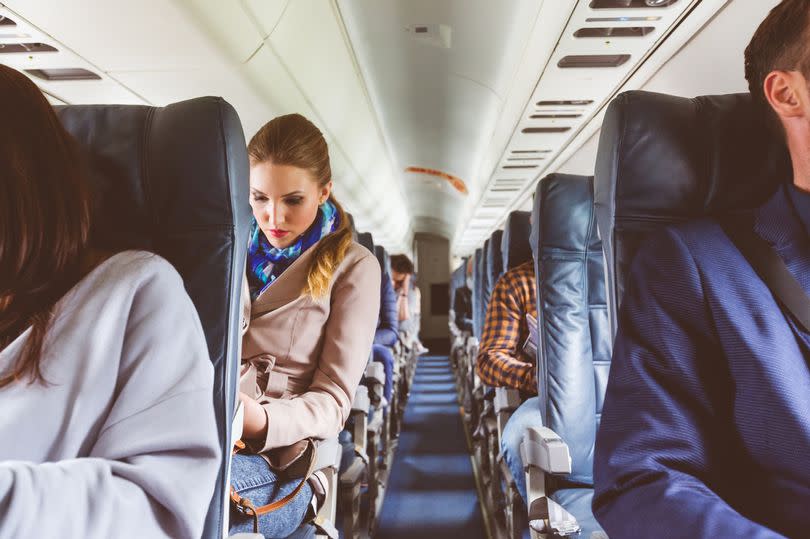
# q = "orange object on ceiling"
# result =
<box><xmin>405</xmin><ymin>166</ymin><xmax>468</xmax><ymax>195</ymax></box>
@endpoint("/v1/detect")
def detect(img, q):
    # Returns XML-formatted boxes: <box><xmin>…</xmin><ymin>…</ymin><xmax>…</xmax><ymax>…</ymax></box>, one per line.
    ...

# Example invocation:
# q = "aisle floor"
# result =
<box><xmin>376</xmin><ymin>355</ymin><xmax>486</xmax><ymax>539</ymax></box>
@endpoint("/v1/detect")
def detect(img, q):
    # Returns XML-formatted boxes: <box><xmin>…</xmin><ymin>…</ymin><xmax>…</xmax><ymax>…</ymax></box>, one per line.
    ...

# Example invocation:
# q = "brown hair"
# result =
<box><xmin>744</xmin><ymin>0</ymin><xmax>810</xmax><ymax>135</ymax></box>
<box><xmin>390</xmin><ymin>254</ymin><xmax>414</xmax><ymax>275</ymax></box>
<box><xmin>0</xmin><ymin>65</ymin><xmax>91</xmax><ymax>387</ymax></box>
<box><xmin>247</xmin><ymin>113</ymin><xmax>352</xmax><ymax>298</ymax></box>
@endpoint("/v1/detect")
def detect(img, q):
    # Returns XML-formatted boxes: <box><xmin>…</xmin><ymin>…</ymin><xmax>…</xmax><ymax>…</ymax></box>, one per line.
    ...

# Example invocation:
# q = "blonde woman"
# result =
<box><xmin>230</xmin><ymin>114</ymin><xmax>380</xmax><ymax>537</ymax></box>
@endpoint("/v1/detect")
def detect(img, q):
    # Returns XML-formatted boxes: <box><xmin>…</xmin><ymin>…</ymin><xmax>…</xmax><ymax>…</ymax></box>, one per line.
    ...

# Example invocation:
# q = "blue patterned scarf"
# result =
<box><xmin>247</xmin><ymin>200</ymin><xmax>339</xmax><ymax>300</ymax></box>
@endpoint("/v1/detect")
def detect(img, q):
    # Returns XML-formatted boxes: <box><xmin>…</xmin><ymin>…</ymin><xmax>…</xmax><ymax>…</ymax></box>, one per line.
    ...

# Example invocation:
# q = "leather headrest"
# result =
<box><xmin>501</xmin><ymin>210</ymin><xmax>532</xmax><ymax>271</ymax></box>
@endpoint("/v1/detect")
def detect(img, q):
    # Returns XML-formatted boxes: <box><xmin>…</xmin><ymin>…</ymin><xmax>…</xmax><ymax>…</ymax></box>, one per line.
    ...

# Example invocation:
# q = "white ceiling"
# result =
<box><xmin>0</xmin><ymin>0</ymin><xmax>782</xmax><ymax>256</ymax></box>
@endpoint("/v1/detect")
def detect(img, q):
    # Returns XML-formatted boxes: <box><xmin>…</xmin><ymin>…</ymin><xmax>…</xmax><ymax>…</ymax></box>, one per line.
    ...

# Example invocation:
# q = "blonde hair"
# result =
<box><xmin>247</xmin><ymin>114</ymin><xmax>353</xmax><ymax>298</ymax></box>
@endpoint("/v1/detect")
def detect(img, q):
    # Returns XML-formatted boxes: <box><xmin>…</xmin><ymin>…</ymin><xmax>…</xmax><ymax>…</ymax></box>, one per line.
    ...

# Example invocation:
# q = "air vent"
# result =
<box><xmin>590</xmin><ymin>0</ymin><xmax>678</xmax><ymax>7</ymax></box>
<box><xmin>530</xmin><ymin>113</ymin><xmax>582</xmax><ymax>119</ymax></box>
<box><xmin>586</xmin><ymin>16</ymin><xmax>662</xmax><ymax>22</ymax></box>
<box><xmin>26</xmin><ymin>68</ymin><xmax>101</xmax><ymax>81</ymax></box>
<box><xmin>503</xmin><ymin>165</ymin><xmax>539</xmax><ymax>169</ymax></box>
<box><xmin>507</xmin><ymin>157</ymin><xmax>546</xmax><ymax>161</ymax></box>
<box><xmin>558</xmin><ymin>54</ymin><xmax>630</xmax><ymax>68</ymax></box>
<box><xmin>490</xmin><ymin>188</ymin><xmax>520</xmax><ymax>192</ymax></box>
<box><xmin>521</xmin><ymin>127</ymin><xmax>571</xmax><ymax>134</ymax></box>
<box><xmin>574</xmin><ymin>27</ymin><xmax>654</xmax><ymax>38</ymax></box>
<box><xmin>0</xmin><ymin>16</ymin><xmax>15</xmax><ymax>26</ymax></box>
<box><xmin>536</xmin><ymin>100</ymin><xmax>593</xmax><ymax>106</ymax></box>
<box><xmin>493</xmin><ymin>179</ymin><xmax>526</xmax><ymax>186</ymax></box>
<box><xmin>405</xmin><ymin>24</ymin><xmax>452</xmax><ymax>48</ymax></box>
<box><xmin>0</xmin><ymin>43</ymin><xmax>58</xmax><ymax>54</ymax></box>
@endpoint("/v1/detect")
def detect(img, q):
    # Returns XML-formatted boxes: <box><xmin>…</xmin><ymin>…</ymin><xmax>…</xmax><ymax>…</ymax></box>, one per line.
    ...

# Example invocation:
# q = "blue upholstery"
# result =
<box><xmin>357</xmin><ymin>232</ymin><xmax>375</xmax><ymax>254</ymax></box>
<box><xmin>501</xmin><ymin>210</ymin><xmax>532</xmax><ymax>272</ymax></box>
<box><xmin>479</xmin><ymin>238</ymin><xmax>491</xmax><ymax>320</ymax></box>
<box><xmin>449</xmin><ymin>260</ymin><xmax>467</xmax><ymax>314</ymax></box>
<box><xmin>374</xmin><ymin>245</ymin><xmax>392</xmax><ymax>277</ymax></box>
<box><xmin>486</xmin><ymin>229</ymin><xmax>505</xmax><ymax>293</ymax></box>
<box><xmin>529</xmin><ymin>173</ymin><xmax>609</xmax><ymax>535</ymax></box>
<box><xmin>57</xmin><ymin>98</ymin><xmax>251</xmax><ymax>539</ymax></box>
<box><xmin>594</xmin><ymin>91</ymin><xmax>788</xmax><ymax>336</ymax></box>
<box><xmin>472</xmin><ymin>248</ymin><xmax>484</xmax><ymax>339</ymax></box>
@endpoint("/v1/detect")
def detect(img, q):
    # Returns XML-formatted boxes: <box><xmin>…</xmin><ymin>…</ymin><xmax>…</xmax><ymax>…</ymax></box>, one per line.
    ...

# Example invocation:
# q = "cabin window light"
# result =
<box><xmin>0</xmin><ymin>43</ymin><xmax>58</xmax><ymax>54</ymax></box>
<box><xmin>530</xmin><ymin>113</ymin><xmax>582</xmax><ymax>119</ymax></box>
<box><xmin>574</xmin><ymin>27</ymin><xmax>654</xmax><ymax>38</ymax></box>
<box><xmin>558</xmin><ymin>54</ymin><xmax>630</xmax><ymax>68</ymax></box>
<box><xmin>589</xmin><ymin>0</ymin><xmax>678</xmax><ymax>8</ymax></box>
<box><xmin>26</xmin><ymin>68</ymin><xmax>101</xmax><ymax>81</ymax></box>
<box><xmin>536</xmin><ymin>100</ymin><xmax>593</xmax><ymax>106</ymax></box>
<box><xmin>521</xmin><ymin>127</ymin><xmax>571</xmax><ymax>134</ymax></box>
<box><xmin>0</xmin><ymin>15</ymin><xmax>15</xmax><ymax>26</ymax></box>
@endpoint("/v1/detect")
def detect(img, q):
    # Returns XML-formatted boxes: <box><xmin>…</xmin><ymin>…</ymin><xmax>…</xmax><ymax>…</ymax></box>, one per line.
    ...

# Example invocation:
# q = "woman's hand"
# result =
<box><xmin>239</xmin><ymin>391</ymin><xmax>268</xmax><ymax>441</ymax></box>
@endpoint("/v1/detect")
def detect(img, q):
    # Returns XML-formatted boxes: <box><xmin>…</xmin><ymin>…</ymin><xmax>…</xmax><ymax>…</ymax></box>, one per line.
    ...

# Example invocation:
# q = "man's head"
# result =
<box><xmin>744</xmin><ymin>0</ymin><xmax>810</xmax><ymax>148</ymax></box>
<box><xmin>390</xmin><ymin>254</ymin><xmax>414</xmax><ymax>289</ymax></box>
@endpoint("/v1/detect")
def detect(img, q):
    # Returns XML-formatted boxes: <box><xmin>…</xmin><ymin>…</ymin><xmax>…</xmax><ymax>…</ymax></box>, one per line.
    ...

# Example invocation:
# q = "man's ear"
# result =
<box><xmin>764</xmin><ymin>70</ymin><xmax>806</xmax><ymax>121</ymax></box>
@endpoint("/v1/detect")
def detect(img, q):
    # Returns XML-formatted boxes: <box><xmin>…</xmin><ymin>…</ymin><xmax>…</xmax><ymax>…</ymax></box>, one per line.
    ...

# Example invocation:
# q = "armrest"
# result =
<box><xmin>364</xmin><ymin>362</ymin><xmax>386</xmax><ymax>387</ymax></box>
<box><xmin>520</xmin><ymin>426</ymin><xmax>572</xmax><ymax>475</ymax></box>
<box><xmin>494</xmin><ymin>387</ymin><xmax>522</xmax><ymax>414</ymax></box>
<box><xmin>314</xmin><ymin>436</ymin><xmax>342</xmax><ymax>471</ymax></box>
<box><xmin>351</xmin><ymin>385</ymin><xmax>371</xmax><ymax>413</ymax></box>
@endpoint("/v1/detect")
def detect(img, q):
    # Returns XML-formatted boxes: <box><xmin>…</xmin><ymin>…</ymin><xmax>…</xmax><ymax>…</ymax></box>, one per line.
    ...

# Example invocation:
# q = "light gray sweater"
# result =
<box><xmin>0</xmin><ymin>251</ymin><xmax>221</xmax><ymax>539</ymax></box>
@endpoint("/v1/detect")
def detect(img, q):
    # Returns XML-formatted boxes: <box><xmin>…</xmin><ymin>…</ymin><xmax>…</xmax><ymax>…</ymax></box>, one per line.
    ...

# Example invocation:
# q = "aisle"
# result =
<box><xmin>376</xmin><ymin>355</ymin><xmax>487</xmax><ymax>539</ymax></box>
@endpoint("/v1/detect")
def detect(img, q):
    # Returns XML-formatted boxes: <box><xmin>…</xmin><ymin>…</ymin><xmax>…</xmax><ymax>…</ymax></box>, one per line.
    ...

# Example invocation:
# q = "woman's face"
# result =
<box><xmin>249</xmin><ymin>160</ymin><xmax>332</xmax><ymax>249</ymax></box>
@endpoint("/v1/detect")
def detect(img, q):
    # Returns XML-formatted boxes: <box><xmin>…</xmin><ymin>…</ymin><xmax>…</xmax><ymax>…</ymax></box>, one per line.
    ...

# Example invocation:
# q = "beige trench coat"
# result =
<box><xmin>240</xmin><ymin>241</ymin><xmax>381</xmax><ymax>452</ymax></box>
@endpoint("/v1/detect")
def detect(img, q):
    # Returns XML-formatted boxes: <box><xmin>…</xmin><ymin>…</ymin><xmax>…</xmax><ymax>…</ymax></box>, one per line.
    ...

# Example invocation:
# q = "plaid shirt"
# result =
<box><xmin>476</xmin><ymin>261</ymin><xmax>537</xmax><ymax>394</ymax></box>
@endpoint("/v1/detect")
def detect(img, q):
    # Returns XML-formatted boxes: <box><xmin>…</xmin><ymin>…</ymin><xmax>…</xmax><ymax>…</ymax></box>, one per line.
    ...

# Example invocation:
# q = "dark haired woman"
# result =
<box><xmin>0</xmin><ymin>66</ymin><xmax>220</xmax><ymax>538</ymax></box>
<box><xmin>231</xmin><ymin>114</ymin><xmax>380</xmax><ymax>537</ymax></box>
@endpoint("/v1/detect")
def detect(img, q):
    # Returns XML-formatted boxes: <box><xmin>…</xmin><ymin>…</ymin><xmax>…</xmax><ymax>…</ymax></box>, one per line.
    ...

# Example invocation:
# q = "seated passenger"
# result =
<box><xmin>233</xmin><ymin>114</ymin><xmax>380</xmax><ymax>538</ymax></box>
<box><xmin>453</xmin><ymin>258</ymin><xmax>474</xmax><ymax>333</ymax></box>
<box><xmin>373</xmin><ymin>269</ymin><xmax>399</xmax><ymax>403</ymax></box>
<box><xmin>594</xmin><ymin>2</ymin><xmax>810</xmax><ymax>537</ymax></box>
<box><xmin>475</xmin><ymin>259</ymin><xmax>541</xmax><ymax>504</ymax></box>
<box><xmin>390</xmin><ymin>254</ymin><xmax>427</xmax><ymax>354</ymax></box>
<box><xmin>0</xmin><ymin>65</ymin><xmax>220</xmax><ymax>538</ymax></box>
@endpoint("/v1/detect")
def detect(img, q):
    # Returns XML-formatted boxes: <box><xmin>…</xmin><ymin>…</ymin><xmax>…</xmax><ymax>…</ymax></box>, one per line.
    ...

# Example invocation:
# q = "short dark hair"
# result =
<box><xmin>744</xmin><ymin>0</ymin><xmax>810</xmax><ymax>133</ymax></box>
<box><xmin>390</xmin><ymin>254</ymin><xmax>414</xmax><ymax>275</ymax></box>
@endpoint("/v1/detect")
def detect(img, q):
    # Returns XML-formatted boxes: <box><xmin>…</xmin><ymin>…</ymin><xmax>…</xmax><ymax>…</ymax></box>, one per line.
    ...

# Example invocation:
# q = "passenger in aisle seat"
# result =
<box><xmin>476</xmin><ymin>260</ymin><xmax>542</xmax><ymax>505</ymax></box>
<box><xmin>0</xmin><ymin>65</ymin><xmax>220</xmax><ymax>539</ymax></box>
<box><xmin>234</xmin><ymin>113</ymin><xmax>380</xmax><ymax>538</ymax></box>
<box><xmin>595</xmin><ymin>2</ymin><xmax>810</xmax><ymax>537</ymax></box>
<box><xmin>390</xmin><ymin>254</ymin><xmax>428</xmax><ymax>354</ymax></box>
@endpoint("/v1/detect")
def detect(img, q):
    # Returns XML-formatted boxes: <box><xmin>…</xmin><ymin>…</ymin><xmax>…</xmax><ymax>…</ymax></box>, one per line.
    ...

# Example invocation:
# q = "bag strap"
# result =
<box><xmin>721</xmin><ymin>214</ymin><xmax>810</xmax><ymax>333</ymax></box>
<box><xmin>229</xmin><ymin>438</ymin><xmax>318</xmax><ymax>534</ymax></box>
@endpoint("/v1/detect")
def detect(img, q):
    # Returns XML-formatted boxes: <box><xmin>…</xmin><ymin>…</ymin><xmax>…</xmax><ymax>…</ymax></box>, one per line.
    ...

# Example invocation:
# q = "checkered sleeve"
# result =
<box><xmin>475</xmin><ymin>265</ymin><xmax>537</xmax><ymax>393</ymax></box>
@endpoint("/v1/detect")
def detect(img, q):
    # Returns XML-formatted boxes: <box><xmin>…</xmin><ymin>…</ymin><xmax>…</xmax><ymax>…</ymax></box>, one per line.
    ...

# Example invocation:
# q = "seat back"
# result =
<box><xmin>472</xmin><ymin>247</ymin><xmax>484</xmax><ymax>339</ymax></box>
<box><xmin>450</xmin><ymin>259</ymin><xmax>467</xmax><ymax>314</ymax></box>
<box><xmin>594</xmin><ymin>91</ymin><xmax>789</xmax><ymax>336</ymax></box>
<box><xmin>56</xmin><ymin>97</ymin><xmax>251</xmax><ymax>539</ymax></box>
<box><xmin>531</xmin><ymin>174</ymin><xmax>610</xmax><ymax>486</ymax></box>
<box><xmin>486</xmin><ymin>229</ymin><xmax>505</xmax><ymax>293</ymax></box>
<box><xmin>502</xmin><ymin>210</ymin><xmax>532</xmax><ymax>272</ymax></box>
<box><xmin>357</xmin><ymin>232</ymin><xmax>375</xmax><ymax>254</ymax></box>
<box><xmin>479</xmin><ymin>238</ymin><xmax>491</xmax><ymax>319</ymax></box>
<box><xmin>374</xmin><ymin>245</ymin><xmax>392</xmax><ymax>278</ymax></box>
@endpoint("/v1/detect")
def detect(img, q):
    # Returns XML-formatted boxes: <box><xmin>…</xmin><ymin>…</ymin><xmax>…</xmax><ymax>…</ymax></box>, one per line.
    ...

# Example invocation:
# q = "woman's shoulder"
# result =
<box><xmin>335</xmin><ymin>242</ymin><xmax>381</xmax><ymax>282</ymax></box>
<box><xmin>71</xmin><ymin>250</ymin><xmax>186</xmax><ymax>306</ymax></box>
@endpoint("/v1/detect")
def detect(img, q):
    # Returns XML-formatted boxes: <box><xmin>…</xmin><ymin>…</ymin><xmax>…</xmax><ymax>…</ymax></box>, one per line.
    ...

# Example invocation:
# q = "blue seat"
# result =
<box><xmin>486</xmin><ymin>229</ymin><xmax>505</xmax><ymax>293</ymax></box>
<box><xmin>525</xmin><ymin>173</ymin><xmax>610</xmax><ymax>538</ymax></box>
<box><xmin>471</xmin><ymin>247</ymin><xmax>485</xmax><ymax>339</ymax></box>
<box><xmin>479</xmin><ymin>239</ymin><xmax>491</xmax><ymax>326</ymax></box>
<box><xmin>502</xmin><ymin>211</ymin><xmax>532</xmax><ymax>272</ymax></box>
<box><xmin>357</xmin><ymin>232</ymin><xmax>375</xmax><ymax>254</ymax></box>
<box><xmin>57</xmin><ymin>98</ymin><xmax>251</xmax><ymax>539</ymax></box>
<box><xmin>593</xmin><ymin>91</ymin><xmax>787</xmax><ymax>335</ymax></box>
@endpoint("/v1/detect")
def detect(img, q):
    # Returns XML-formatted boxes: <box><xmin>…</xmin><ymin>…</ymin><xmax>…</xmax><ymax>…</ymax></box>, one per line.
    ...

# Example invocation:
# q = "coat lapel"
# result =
<box><xmin>250</xmin><ymin>245</ymin><xmax>318</xmax><ymax>317</ymax></box>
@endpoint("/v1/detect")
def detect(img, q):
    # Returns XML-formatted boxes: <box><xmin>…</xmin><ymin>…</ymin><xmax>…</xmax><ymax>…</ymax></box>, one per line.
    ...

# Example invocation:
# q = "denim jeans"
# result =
<box><xmin>501</xmin><ymin>396</ymin><xmax>543</xmax><ymax>504</ymax></box>
<box><xmin>229</xmin><ymin>453</ymin><xmax>314</xmax><ymax>538</ymax></box>
<box><xmin>371</xmin><ymin>344</ymin><xmax>394</xmax><ymax>402</ymax></box>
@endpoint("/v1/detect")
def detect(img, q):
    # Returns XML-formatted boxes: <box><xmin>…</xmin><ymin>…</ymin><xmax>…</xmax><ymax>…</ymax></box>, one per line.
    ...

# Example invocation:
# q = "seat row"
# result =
<box><xmin>449</xmin><ymin>89</ymin><xmax>784</xmax><ymax>539</ymax></box>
